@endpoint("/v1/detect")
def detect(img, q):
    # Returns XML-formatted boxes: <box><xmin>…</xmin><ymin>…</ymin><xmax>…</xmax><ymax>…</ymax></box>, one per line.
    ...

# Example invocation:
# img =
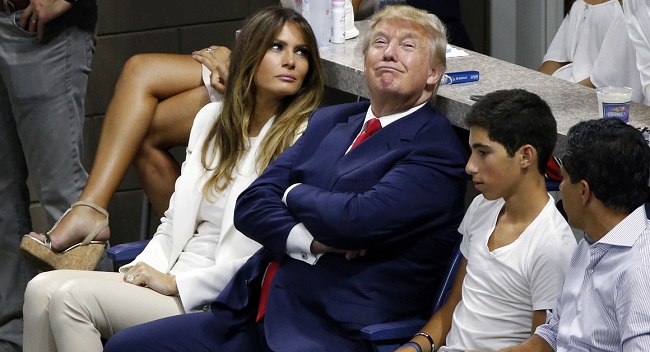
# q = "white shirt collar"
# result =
<box><xmin>363</xmin><ymin>102</ymin><xmax>427</xmax><ymax>129</ymax></box>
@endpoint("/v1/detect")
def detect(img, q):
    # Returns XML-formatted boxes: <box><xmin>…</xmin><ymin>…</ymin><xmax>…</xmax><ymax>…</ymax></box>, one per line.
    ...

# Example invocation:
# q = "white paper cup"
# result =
<box><xmin>596</xmin><ymin>86</ymin><xmax>632</xmax><ymax>122</ymax></box>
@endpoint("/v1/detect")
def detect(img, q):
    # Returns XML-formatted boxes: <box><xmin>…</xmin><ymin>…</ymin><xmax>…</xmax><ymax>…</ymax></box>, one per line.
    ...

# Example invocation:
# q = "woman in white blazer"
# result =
<box><xmin>22</xmin><ymin>7</ymin><xmax>324</xmax><ymax>352</ymax></box>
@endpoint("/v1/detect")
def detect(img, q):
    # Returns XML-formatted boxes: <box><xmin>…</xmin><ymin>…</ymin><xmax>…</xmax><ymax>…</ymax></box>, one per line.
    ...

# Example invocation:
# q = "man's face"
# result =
<box><xmin>363</xmin><ymin>18</ymin><xmax>440</xmax><ymax>105</ymax></box>
<box><xmin>466</xmin><ymin>127</ymin><xmax>521</xmax><ymax>200</ymax></box>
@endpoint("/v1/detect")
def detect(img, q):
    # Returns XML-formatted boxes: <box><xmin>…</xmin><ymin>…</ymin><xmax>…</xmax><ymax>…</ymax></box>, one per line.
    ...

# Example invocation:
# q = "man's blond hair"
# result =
<box><xmin>362</xmin><ymin>5</ymin><xmax>448</xmax><ymax>96</ymax></box>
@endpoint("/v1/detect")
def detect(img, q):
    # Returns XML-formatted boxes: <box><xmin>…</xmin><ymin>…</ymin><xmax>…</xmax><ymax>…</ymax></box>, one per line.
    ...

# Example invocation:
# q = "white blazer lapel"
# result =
<box><xmin>167</xmin><ymin>104</ymin><xmax>221</xmax><ymax>268</ymax></box>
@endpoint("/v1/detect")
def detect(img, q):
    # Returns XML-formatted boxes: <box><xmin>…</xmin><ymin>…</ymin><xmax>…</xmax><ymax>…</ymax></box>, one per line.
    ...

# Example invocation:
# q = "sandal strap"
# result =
<box><xmin>43</xmin><ymin>232</ymin><xmax>52</xmax><ymax>249</ymax></box>
<box><xmin>71</xmin><ymin>201</ymin><xmax>110</xmax><ymax>245</ymax></box>
<box><xmin>72</xmin><ymin>201</ymin><xmax>109</xmax><ymax>218</ymax></box>
<box><xmin>45</xmin><ymin>205</ymin><xmax>76</xmax><ymax>243</ymax></box>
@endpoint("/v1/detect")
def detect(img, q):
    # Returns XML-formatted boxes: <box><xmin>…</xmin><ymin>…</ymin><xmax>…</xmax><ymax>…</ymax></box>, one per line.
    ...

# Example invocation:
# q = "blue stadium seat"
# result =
<box><xmin>361</xmin><ymin>241</ymin><xmax>463</xmax><ymax>352</ymax></box>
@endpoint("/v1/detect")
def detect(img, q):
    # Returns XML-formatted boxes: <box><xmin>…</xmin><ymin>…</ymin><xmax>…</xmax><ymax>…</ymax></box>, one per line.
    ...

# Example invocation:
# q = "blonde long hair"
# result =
<box><xmin>200</xmin><ymin>7</ymin><xmax>324</xmax><ymax>196</ymax></box>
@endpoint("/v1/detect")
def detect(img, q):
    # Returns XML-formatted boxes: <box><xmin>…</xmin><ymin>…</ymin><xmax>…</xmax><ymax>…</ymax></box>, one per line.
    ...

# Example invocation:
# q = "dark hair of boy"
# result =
<box><xmin>465</xmin><ymin>89</ymin><xmax>557</xmax><ymax>175</ymax></box>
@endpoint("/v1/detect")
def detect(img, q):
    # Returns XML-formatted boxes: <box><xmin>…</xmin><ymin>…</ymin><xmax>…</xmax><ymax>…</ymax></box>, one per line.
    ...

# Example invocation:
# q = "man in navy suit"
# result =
<box><xmin>105</xmin><ymin>5</ymin><xmax>467</xmax><ymax>352</ymax></box>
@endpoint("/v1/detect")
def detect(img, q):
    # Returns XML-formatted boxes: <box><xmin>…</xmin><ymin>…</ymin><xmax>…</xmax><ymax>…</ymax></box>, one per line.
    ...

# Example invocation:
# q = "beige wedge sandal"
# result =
<box><xmin>20</xmin><ymin>201</ymin><xmax>109</xmax><ymax>271</ymax></box>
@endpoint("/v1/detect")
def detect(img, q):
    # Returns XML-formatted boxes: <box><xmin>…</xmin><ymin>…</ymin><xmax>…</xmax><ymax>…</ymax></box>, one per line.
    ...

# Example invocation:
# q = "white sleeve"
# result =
<box><xmin>542</xmin><ymin>13</ymin><xmax>572</xmax><ymax>63</ymax></box>
<box><xmin>624</xmin><ymin>0</ymin><xmax>650</xmax><ymax>104</ymax></box>
<box><xmin>458</xmin><ymin>196</ymin><xmax>479</xmax><ymax>258</ymax></box>
<box><xmin>282</xmin><ymin>183</ymin><xmax>323</xmax><ymax>265</ymax></box>
<box><xmin>286</xmin><ymin>223</ymin><xmax>323</xmax><ymax>265</ymax></box>
<box><xmin>591</xmin><ymin>15</ymin><xmax>645</xmax><ymax>104</ymax></box>
<box><xmin>202</xmin><ymin>64</ymin><xmax>223</xmax><ymax>104</ymax></box>
<box><xmin>529</xmin><ymin>228</ymin><xmax>575</xmax><ymax>311</ymax></box>
<box><xmin>118</xmin><ymin>103</ymin><xmax>222</xmax><ymax>274</ymax></box>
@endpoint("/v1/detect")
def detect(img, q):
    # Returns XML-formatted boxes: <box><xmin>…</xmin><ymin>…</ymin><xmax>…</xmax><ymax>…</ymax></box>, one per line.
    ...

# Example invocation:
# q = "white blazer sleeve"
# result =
<box><xmin>119</xmin><ymin>103</ymin><xmax>222</xmax><ymax>274</ymax></box>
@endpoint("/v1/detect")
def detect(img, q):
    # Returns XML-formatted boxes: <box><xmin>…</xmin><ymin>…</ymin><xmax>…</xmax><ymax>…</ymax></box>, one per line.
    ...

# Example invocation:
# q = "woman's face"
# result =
<box><xmin>254</xmin><ymin>22</ymin><xmax>311</xmax><ymax>102</ymax></box>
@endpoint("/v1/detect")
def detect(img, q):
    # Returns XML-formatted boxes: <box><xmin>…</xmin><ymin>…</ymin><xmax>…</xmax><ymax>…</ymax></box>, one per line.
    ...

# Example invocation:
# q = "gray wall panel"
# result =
<box><xmin>179</xmin><ymin>21</ymin><xmax>244</xmax><ymax>53</ymax></box>
<box><xmin>96</xmin><ymin>0</ymin><xmax>249</xmax><ymax>35</ymax></box>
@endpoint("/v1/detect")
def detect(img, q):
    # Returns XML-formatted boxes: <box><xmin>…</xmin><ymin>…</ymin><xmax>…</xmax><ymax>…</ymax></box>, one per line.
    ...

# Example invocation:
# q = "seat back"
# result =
<box><xmin>361</xmin><ymin>239</ymin><xmax>463</xmax><ymax>351</ymax></box>
<box><xmin>106</xmin><ymin>240</ymin><xmax>150</xmax><ymax>271</ymax></box>
<box><xmin>431</xmin><ymin>240</ymin><xmax>463</xmax><ymax>313</ymax></box>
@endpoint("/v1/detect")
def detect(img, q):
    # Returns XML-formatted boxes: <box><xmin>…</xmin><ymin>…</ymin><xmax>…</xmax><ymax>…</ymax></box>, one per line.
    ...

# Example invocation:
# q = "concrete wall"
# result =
<box><xmin>29</xmin><ymin>0</ymin><xmax>276</xmax><ymax>246</ymax></box>
<box><xmin>489</xmin><ymin>0</ymin><xmax>564</xmax><ymax>69</ymax></box>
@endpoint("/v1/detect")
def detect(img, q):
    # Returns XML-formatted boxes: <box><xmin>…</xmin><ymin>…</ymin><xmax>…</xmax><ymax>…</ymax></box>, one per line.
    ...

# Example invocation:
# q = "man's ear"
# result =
<box><xmin>518</xmin><ymin>144</ymin><xmax>537</xmax><ymax>169</ymax></box>
<box><xmin>580</xmin><ymin>180</ymin><xmax>591</xmax><ymax>206</ymax></box>
<box><xmin>426</xmin><ymin>66</ymin><xmax>442</xmax><ymax>86</ymax></box>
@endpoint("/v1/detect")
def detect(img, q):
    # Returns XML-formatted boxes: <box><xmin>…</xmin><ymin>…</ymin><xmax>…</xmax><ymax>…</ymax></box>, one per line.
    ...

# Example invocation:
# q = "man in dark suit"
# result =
<box><xmin>104</xmin><ymin>5</ymin><xmax>467</xmax><ymax>352</ymax></box>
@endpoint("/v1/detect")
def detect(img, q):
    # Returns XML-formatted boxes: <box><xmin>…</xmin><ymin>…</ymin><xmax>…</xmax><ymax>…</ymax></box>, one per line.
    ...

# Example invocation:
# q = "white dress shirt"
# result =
<box><xmin>535</xmin><ymin>205</ymin><xmax>650</xmax><ymax>351</ymax></box>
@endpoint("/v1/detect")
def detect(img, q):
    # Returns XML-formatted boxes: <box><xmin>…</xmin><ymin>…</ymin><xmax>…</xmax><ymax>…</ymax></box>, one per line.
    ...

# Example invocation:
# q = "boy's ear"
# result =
<box><xmin>518</xmin><ymin>144</ymin><xmax>537</xmax><ymax>169</ymax></box>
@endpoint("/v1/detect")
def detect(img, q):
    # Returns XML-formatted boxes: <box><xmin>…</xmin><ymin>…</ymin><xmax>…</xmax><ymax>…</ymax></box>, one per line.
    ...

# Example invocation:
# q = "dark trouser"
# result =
<box><xmin>0</xmin><ymin>6</ymin><xmax>96</xmax><ymax>351</ymax></box>
<box><xmin>105</xmin><ymin>311</ymin><xmax>270</xmax><ymax>352</ymax></box>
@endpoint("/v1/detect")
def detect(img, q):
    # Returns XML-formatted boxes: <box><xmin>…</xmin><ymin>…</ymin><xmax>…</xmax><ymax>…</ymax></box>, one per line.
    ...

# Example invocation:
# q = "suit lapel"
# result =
<box><xmin>298</xmin><ymin>113</ymin><xmax>365</xmax><ymax>191</ymax></box>
<box><xmin>334</xmin><ymin>104</ymin><xmax>434</xmax><ymax>179</ymax></box>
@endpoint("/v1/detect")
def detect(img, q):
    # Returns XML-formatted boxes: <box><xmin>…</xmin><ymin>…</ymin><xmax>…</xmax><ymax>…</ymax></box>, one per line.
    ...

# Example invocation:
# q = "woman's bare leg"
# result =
<box><xmin>134</xmin><ymin>86</ymin><xmax>209</xmax><ymax>216</ymax></box>
<box><xmin>40</xmin><ymin>53</ymin><xmax>206</xmax><ymax>251</ymax></box>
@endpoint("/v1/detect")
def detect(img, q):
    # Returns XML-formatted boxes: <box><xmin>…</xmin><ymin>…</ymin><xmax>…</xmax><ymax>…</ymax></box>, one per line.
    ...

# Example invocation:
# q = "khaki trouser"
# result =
<box><xmin>23</xmin><ymin>270</ymin><xmax>185</xmax><ymax>352</ymax></box>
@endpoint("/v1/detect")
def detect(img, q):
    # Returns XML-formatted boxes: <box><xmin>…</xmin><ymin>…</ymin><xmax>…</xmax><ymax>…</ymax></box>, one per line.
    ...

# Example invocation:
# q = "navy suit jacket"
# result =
<box><xmin>214</xmin><ymin>101</ymin><xmax>467</xmax><ymax>351</ymax></box>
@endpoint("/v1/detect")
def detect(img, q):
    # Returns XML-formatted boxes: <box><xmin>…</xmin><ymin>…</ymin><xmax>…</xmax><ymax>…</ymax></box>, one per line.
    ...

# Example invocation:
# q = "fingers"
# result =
<box><xmin>191</xmin><ymin>46</ymin><xmax>231</xmax><ymax>72</ymax></box>
<box><xmin>209</xmin><ymin>70</ymin><xmax>225</xmax><ymax>94</ymax></box>
<box><xmin>311</xmin><ymin>240</ymin><xmax>368</xmax><ymax>259</ymax></box>
<box><xmin>124</xmin><ymin>271</ymin><xmax>142</xmax><ymax>285</ymax></box>
<box><xmin>215</xmin><ymin>63</ymin><xmax>229</xmax><ymax>84</ymax></box>
<box><xmin>208</xmin><ymin>63</ymin><xmax>229</xmax><ymax>94</ymax></box>
<box><xmin>19</xmin><ymin>6</ymin><xmax>42</xmax><ymax>40</ymax></box>
<box><xmin>28</xmin><ymin>16</ymin><xmax>37</xmax><ymax>32</ymax></box>
<box><xmin>310</xmin><ymin>239</ymin><xmax>329</xmax><ymax>254</ymax></box>
<box><xmin>208</xmin><ymin>46</ymin><xmax>231</xmax><ymax>63</ymax></box>
<box><xmin>37</xmin><ymin>21</ymin><xmax>45</xmax><ymax>41</ymax></box>
<box><xmin>123</xmin><ymin>262</ymin><xmax>149</xmax><ymax>286</ymax></box>
<box><xmin>345</xmin><ymin>249</ymin><xmax>368</xmax><ymax>261</ymax></box>
<box><xmin>191</xmin><ymin>52</ymin><xmax>212</xmax><ymax>67</ymax></box>
<box><xmin>29</xmin><ymin>15</ymin><xmax>37</xmax><ymax>33</ymax></box>
<box><xmin>126</xmin><ymin>273</ymin><xmax>137</xmax><ymax>282</ymax></box>
<box><xmin>19</xmin><ymin>6</ymin><xmax>34</xmax><ymax>29</ymax></box>
<box><xmin>21</xmin><ymin>0</ymin><xmax>74</xmax><ymax>41</ymax></box>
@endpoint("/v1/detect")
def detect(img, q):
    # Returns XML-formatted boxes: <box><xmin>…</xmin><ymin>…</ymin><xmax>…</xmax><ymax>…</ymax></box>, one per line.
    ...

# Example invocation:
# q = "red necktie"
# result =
<box><xmin>256</xmin><ymin>260</ymin><xmax>279</xmax><ymax>322</ymax></box>
<box><xmin>350</xmin><ymin>118</ymin><xmax>382</xmax><ymax>149</ymax></box>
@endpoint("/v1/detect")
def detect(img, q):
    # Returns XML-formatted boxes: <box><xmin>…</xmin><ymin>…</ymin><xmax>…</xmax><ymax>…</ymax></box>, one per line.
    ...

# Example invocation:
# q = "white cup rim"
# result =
<box><xmin>596</xmin><ymin>86</ymin><xmax>633</xmax><ymax>93</ymax></box>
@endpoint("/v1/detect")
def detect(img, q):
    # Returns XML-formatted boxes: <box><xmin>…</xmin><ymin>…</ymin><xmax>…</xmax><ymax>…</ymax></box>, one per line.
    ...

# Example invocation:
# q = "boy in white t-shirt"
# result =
<box><xmin>398</xmin><ymin>89</ymin><xmax>577</xmax><ymax>352</ymax></box>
